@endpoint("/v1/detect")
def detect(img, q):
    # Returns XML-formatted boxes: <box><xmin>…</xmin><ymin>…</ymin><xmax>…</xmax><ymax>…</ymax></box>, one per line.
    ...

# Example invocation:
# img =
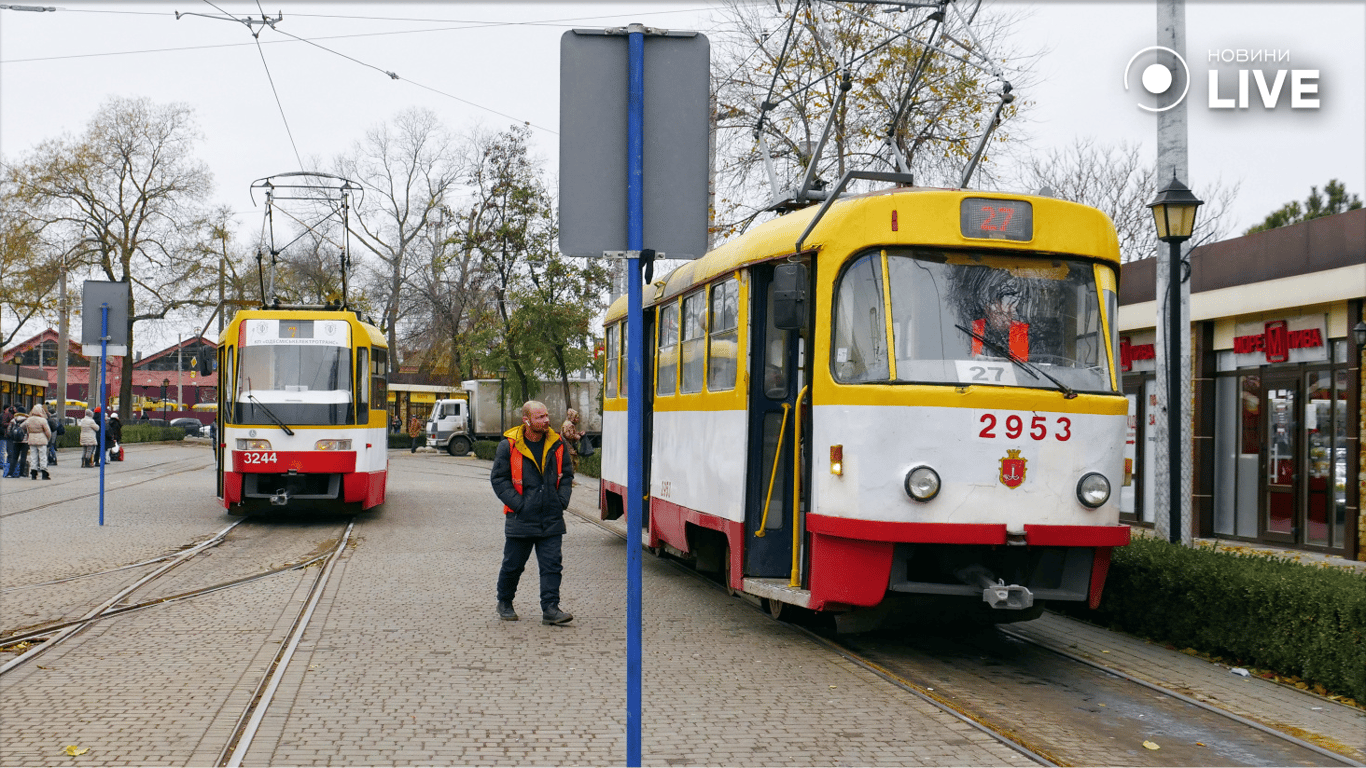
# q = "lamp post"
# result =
<box><xmin>162</xmin><ymin>377</ymin><xmax>170</xmax><ymax>424</ymax></box>
<box><xmin>11</xmin><ymin>352</ymin><xmax>22</xmax><ymax>410</ymax></box>
<box><xmin>1353</xmin><ymin>320</ymin><xmax>1366</xmax><ymax>349</ymax></box>
<box><xmin>497</xmin><ymin>366</ymin><xmax>508</xmax><ymax>432</ymax></box>
<box><xmin>1147</xmin><ymin>175</ymin><xmax>1203</xmax><ymax>544</ymax></box>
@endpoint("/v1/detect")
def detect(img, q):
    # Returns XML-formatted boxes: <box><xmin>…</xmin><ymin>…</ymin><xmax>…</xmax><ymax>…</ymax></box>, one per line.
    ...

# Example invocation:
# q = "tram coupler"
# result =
<box><xmin>982</xmin><ymin>580</ymin><xmax>1033</xmax><ymax>610</ymax></box>
<box><xmin>270</xmin><ymin>490</ymin><xmax>290</xmax><ymax>506</ymax></box>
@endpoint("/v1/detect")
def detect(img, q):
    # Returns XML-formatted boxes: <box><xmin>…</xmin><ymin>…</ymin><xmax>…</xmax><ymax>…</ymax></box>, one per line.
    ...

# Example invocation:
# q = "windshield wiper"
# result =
<box><xmin>954</xmin><ymin>324</ymin><xmax>1077</xmax><ymax>399</ymax></box>
<box><xmin>246</xmin><ymin>393</ymin><xmax>296</xmax><ymax>435</ymax></box>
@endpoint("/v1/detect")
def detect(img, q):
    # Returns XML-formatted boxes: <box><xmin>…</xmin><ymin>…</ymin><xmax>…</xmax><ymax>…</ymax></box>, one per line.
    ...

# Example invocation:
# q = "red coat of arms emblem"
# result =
<box><xmin>999</xmin><ymin>449</ymin><xmax>1027</xmax><ymax>489</ymax></box>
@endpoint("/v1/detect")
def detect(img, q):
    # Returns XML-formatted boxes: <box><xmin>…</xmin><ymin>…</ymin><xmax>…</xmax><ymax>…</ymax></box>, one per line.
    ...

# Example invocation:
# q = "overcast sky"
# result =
<box><xmin>2</xmin><ymin>1</ymin><xmax>1363</xmax><ymax>352</ymax></box>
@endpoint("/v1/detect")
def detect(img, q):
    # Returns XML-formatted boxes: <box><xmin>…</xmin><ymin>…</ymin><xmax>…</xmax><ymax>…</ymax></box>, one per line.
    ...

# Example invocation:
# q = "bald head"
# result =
<box><xmin>522</xmin><ymin>400</ymin><xmax>550</xmax><ymax>441</ymax></box>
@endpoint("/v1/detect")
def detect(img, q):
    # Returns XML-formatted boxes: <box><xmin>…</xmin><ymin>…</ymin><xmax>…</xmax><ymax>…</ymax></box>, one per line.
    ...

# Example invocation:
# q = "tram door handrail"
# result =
<box><xmin>755</xmin><ymin>402</ymin><xmax>791</xmax><ymax>539</ymax></box>
<box><xmin>791</xmin><ymin>384</ymin><xmax>809</xmax><ymax>588</ymax></box>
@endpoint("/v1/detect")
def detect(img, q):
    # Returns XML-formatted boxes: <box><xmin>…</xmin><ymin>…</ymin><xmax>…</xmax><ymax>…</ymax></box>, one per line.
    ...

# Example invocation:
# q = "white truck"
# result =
<box><xmin>425</xmin><ymin>378</ymin><xmax>602</xmax><ymax>456</ymax></box>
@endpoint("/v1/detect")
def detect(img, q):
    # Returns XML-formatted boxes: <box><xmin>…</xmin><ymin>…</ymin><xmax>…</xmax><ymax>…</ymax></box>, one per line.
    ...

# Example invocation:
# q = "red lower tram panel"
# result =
<box><xmin>223</xmin><ymin>451</ymin><xmax>385</xmax><ymax>510</ymax></box>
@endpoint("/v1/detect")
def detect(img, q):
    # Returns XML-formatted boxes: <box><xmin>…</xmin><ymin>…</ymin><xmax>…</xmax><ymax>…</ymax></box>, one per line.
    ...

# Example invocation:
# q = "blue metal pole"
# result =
<box><xmin>98</xmin><ymin>303</ymin><xmax>109</xmax><ymax>526</ymax></box>
<box><xmin>625</xmin><ymin>22</ymin><xmax>645</xmax><ymax>768</ymax></box>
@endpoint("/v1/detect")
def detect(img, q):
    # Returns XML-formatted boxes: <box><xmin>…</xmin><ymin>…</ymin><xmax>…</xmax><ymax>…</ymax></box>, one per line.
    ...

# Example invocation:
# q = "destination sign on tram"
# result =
<box><xmin>243</xmin><ymin>319</ymin><xmax>349</xmax><ymax>346</ymax></box>
<box><xmin>960</xmin><ymin>198</ymin><xmax>1033</xmax><ymax>242</ymax></box>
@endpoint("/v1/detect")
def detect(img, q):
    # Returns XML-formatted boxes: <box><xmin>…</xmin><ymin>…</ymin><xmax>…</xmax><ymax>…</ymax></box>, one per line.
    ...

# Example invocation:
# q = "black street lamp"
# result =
<box><xmin>1147</xmin><ymin>175</ymin><xmax>1203</xmax><ymax>544</ymax></box>
<box><xmin>11</xmin><ymin>352</ymin><xmax>22</xmax><ymax>410</ymax></box>
<box><xmin>498</xmin><ymin>366</ymin><xmax>508</xmax><ymax>432</ymax></box>
<box><xmin>162</xmin><ymin>377</ymin><xmax>170</xmax><ymax>423</ymax></box>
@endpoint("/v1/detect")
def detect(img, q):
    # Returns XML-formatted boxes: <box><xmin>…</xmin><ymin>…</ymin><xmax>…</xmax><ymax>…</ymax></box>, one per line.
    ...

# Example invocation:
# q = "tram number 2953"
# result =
<box><xmin>978</xmin><ymin>413</ymin><xmax>1072</xmax><ymax>442</ymax></box>
<box><xmin>241</xmin><ymin>452</ymin><xmax>278</xmax><ymax>464</ymax></box>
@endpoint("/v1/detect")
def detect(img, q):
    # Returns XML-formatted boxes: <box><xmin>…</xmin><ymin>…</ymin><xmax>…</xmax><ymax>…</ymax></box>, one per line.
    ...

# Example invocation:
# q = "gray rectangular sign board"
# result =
<box><xmin>559</xmin><ymin>30</ymin><xmax>710</xmax><ymax>259</ymax></box>
<box><xmin>81</xmin><ymin>280</ymin><xmax>130</xmax><ymax>357</ymax></box>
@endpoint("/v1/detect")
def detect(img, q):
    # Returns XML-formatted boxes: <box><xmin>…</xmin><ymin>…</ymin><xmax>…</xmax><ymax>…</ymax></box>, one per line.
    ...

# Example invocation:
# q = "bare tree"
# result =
<box><xmin>336</xmin><ymin>107</ymin><xmax>463</xmax><ymax>363</ymax></box>
<box><xmin>0</xmin><ymin>177</ymin><xmax>61</xmax><ymax>349</ymax></box>
<box><xmin>1010</xmin><ymin>138</ymin><xmax>1240</xmax><ymax>262</ymax></box>
<box><xmin>710</xmin><ymin>0</ymin><xmax>1037</xmax><ymax>239</ymax></box>
<box><xmin>5</xmin><ymin>96</ymin><xmax>216</xmax><ymax>420</ymax></box>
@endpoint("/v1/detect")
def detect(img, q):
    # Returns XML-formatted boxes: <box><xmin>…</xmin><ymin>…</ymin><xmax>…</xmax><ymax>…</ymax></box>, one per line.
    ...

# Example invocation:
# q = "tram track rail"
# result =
<box><xmin>215</xmin><ymin>520</ymin><xmax>354</xmax><ymax>768</ymax></box>
<box><xmin>0</xmin><ymin>520</ymin><xmax>245</xmax><ymax>675</ymax></box>
<box><xmin>995</xmin><ymin>625</ymin><xmax>1364</xmax><ymax>766</ymax></box>
<box><xmin>567</xmin><ymin>506</ymin><xmax>1057</xmax><ymax>766</ymax></box>
<box><xmin>0</xmin><ymin>457</ymin><xmax>215</xmax><ymax>519</ymax></box>
<box><xmin>568</xmin><ymin>504</ymin><xmax>1361</xmax><ymax>767</ymax></box>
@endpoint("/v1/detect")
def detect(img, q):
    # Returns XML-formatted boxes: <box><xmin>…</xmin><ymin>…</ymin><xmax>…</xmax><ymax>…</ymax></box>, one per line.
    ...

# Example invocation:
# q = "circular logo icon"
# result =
<box><xmin>1123</xmin><ymin>46</ymin><xmax>1190</xmax><ymax>112</ymax></box>
<box><xmin>323</xmin><ymin>322</ymin><xmax>335</xmax><ymax>336</ymax></box>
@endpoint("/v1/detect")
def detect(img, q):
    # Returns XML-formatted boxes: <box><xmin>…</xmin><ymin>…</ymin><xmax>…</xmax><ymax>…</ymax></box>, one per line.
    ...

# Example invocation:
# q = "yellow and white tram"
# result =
<box><xmin>216</xmin><ymin>309</ymin><xmax>389</xmax><ymax>513</ymax></box>
<box><xmin>600</xmin><ymin>186</ymin><xmax>1130</xmax><ymax>627</ymax></box>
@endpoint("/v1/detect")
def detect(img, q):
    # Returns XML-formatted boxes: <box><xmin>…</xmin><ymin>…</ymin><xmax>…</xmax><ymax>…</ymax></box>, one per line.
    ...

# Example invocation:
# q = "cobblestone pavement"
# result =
<box><xmin>241</xmin><ymin>452</ymin><xmax>1036</xmax><ymax>767</ymax></box>
<box><xmin>4</xmin><ymin>444</ymin><xmax>1359</xmax><ymax>766</ymax></box>
<box><xmin>1007</xmin><ymin>614</ymin><xmax>1366</xmax><ymax>763</ymax></box>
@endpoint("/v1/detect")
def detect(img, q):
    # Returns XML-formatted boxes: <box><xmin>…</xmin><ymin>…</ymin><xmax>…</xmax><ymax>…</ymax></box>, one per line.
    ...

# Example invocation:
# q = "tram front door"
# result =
<box><xmin>743</xmin><ymin>266</ymin><xmax>804</xmax><ymax>578</ymax></box>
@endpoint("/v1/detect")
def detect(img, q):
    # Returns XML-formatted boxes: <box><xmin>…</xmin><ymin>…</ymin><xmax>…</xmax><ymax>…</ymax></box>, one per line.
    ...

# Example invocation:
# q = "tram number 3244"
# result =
<box><xmin>978</xmin><ymin>413</ymin><xmax>1072</xmax><ymax>442</ymax></box>
<box><xmin>241</xmin><ymin>452</ymin><xmax>279</xmax><ymax>464</ymax></box>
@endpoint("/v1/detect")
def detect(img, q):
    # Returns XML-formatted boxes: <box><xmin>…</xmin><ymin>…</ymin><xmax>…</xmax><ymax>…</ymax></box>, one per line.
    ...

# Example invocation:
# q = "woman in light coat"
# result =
<box><xmin>24</xmin><ymin>404</ymin><xmax>53</xmax><ymax>480</ymax></box>
<box><xmin>79</xmin><ymin>409</ymin><xmax>99</xmax><ymax>468</ymax></box>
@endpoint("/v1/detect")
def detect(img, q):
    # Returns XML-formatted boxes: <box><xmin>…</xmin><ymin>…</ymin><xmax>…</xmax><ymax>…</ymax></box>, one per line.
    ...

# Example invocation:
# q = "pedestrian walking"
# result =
<box><xmin>560</xmin><ymin>408</ymin><xmax>584</xmax><ymax>470</ymax></box>
<box><xmin>490</xmin><ymin>400</ymin><xmax>575</xmax><ymax>626</ymax></box>
<box><xmin>91</xmin><ymin>407</ymin><xmax>104</xmax><ymax>466</ymax></box>
<box><xmin>407</xmin><ymin>414</ymin><xmax>423</xmax><ymax>453</ymax></box>
<box><xmin>79</xmin><ymin>410</ymin><xmax>100</xmax><ymax>467</ymax></box>
<box><xmin>107</xmin><ymin>412</ymin><xmax>124</xmax><ymax>462</ymax></box>
<box><xmin>5</xmin><ymin>408</ymin><xmax>28</xmax><ymax>478</ymax></box>
<box><xmin>46</xmin><ymin>410</ymin><xmax>62</xmax><ymax>465</ymax></box>
<box><xmin>0</xmin><ymin>404</ymin><xmax>13</xmax><ymax>476</ymax></box>
<box><xmin>23</xmin><ymin>404</ymin><xmax>53</xmax><ymax>480</ymax></box>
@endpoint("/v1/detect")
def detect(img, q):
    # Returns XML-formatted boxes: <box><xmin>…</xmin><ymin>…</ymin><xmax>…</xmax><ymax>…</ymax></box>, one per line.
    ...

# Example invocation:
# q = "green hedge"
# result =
<box><xmin>1062</xmin><ymin>536</ymin><xmax>1366</xmax><ymax>704</ymax></box>
<box><xmin>54</xmin><ymin>423</ymin><xmax>185</xmax><ymax>447</ymax></box>
<box><xmin>387</xmin><ymin>432</ymin><xmax>426</xmax><ymax>449</ymax></box>
<box><xmin>473</xmin><ymin>439</ymin><xmax>499</xmax><ymax>460</ymax></box>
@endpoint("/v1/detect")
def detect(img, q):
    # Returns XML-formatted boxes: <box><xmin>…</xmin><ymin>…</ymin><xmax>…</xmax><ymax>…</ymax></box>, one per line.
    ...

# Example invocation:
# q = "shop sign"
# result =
<box><xmin>1232</xmin><ymin>314</ymin><xmax>1327</xmax><ymax>366</ymax></box>
<box><xmin>1119</xmin><ymin>332</ymin><xmax>1158</xmax><ymax>373</ymax></box>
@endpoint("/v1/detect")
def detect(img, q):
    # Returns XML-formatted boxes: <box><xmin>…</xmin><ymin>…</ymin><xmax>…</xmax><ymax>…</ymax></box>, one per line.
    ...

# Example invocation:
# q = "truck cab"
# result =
<box><xmin>426</xmin><ymin>399</ymin><xmax>472</xmax><ymax>456</ymax></box>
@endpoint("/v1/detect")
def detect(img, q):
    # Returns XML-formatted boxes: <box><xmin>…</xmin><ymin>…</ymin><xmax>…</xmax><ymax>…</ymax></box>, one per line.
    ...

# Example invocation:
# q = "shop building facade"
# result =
<box><xmin>1118</xmin><ymin>208</ymin><xmax>1363</xmax><ymax>560</ymax></box>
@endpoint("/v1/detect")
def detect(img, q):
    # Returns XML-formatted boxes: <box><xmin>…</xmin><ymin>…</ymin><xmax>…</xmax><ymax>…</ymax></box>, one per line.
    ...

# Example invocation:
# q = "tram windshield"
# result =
<box><xmin>234</xmin><ymin>318</ymin><xmax>354</xmax><ymax>425</ymax></box>
<box><xmin>832</xmin><ymin>248</ymin><xmax>1116</xmax><ymax>393</ymax></box>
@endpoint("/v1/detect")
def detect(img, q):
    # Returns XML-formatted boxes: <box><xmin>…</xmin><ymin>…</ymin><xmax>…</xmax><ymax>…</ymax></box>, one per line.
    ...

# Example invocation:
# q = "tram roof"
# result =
<box><xmin>603</xmin><ymin>186</ymin><xmax>1120</xmax><ymax>323</ymax></box>
<box><xmin>219</xmin><ymin>308</ymin><xmax>386</xmax><ymax>347</ymax></box>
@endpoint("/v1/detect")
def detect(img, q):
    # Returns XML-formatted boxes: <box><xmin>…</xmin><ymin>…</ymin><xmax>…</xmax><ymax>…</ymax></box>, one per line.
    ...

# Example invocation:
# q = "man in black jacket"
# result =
<box><xmin>489</xmin><ymin>400</ymin><xmax>575</xmax><ymax>625</ymax></box>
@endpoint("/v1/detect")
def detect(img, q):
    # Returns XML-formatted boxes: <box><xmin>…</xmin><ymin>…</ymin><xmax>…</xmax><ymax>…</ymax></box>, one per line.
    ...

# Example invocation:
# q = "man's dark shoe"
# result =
<box><xmin>542</xmin><ymin>606</ymin><xmax>573</xmax><ymax>626</ymax></box>
<box><xmin>496</xmin><ymin>600</ymin><xmax>518</xmax><ymax>621</ymax></box>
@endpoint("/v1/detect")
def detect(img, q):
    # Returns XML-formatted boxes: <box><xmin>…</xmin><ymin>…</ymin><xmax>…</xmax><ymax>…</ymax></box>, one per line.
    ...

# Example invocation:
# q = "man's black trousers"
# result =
<box><xmin>496</xmin><ymin>534</ymin><xmax>563</xmax><ymax>611</ymax></box>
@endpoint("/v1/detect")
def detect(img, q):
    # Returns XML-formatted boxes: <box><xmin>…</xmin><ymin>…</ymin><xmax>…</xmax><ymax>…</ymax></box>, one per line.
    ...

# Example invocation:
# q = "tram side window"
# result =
<box><xmin>708</xmin><ymin>278</ymin><xmax>739</xmax><ymax>391</ymax></box>
<box><xmin>656</xmin><ymin>303</ymin><xmax>679</xmax><ymax>397</ymax></box>
<box><xmin>372</xmin><ymin>348</ymin><xmax>388</xmax><ymax>411</ymax></box>
<box><xmin>605</xmin><ymin>324</ymin><xmax>618</xmax><ymax>399</ymax></box>
<box><xmin>356</xmin><ymin>347</ymin><xmax>370</xmax><ymax>416</ymax></box>
<box><xmin>832</xmin><ymin>254</ymin><xmax>890</xmax><ymax>383</ymax></box>
<box><xmin>680</xmin><ymin>290</ymin><xmax>706</xmax><ymax>394</ymax></box>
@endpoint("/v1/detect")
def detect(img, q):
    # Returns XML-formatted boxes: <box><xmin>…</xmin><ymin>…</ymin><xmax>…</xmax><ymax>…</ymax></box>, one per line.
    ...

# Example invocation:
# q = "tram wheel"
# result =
<box><xmin>764</xmin><ymin>598</ymin><xmax>785</xmax><ymax>620</ymax></box>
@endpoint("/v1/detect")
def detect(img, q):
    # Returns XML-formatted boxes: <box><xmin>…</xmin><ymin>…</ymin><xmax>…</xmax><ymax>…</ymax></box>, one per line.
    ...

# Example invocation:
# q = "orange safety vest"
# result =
<box><xmin>971</xmin><ymin>318</ymin><xmax>1030</xmax><ymax>361</ymax></box>
<box><xmin>503</xmin><ymin>440</ymin><xmax>565</xmax><ymax>515</ymax></box>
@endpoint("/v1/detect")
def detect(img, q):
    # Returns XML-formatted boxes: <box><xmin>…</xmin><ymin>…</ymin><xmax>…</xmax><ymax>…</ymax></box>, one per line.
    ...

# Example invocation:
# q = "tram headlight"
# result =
<box><xmin>236</xmin><ymin>439</ymin><xmax>271</xmax><ymax>451</ymax></box>
<box><xmin>1077</xmin><ymin>473</ymin><xmax>1111</xmax><ymax>508</ymax></box>
<box><xmin>315</xmin><ymin>439</ymin><xmax>352</xmax><ymax>451</ymax></box>
<box><xmin>904</xmin><ymin>466</ymin><xmax>941</xmax><ymax>502</ymax></box>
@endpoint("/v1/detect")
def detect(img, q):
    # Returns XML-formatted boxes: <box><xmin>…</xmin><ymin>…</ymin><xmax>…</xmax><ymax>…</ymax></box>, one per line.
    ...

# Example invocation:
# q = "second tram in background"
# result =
<box><xmin>215</xmin><ymin>309</ymin><xmax>389</xmax><ymax>514</ymax></box>
<box><xmin>599</xmin><ymin>185</ymin><xmax>1131</xmax><ymax>630</ymax></box>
